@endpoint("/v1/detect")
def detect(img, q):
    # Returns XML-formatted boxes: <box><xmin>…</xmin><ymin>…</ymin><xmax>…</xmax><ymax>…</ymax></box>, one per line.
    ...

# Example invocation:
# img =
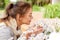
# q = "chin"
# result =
<box><xmin>26</xmin><ymin>22</ymin><xmax>30</xmax><ymax>25</ymax></box>
<box><xmin>26</xmin><ymin>23</ymin><xmax>30</xmax><ymax>25</ymax></box>
<box><xmin>24</xmin><ymin>21</ymin><xmax>31</xmax><ymax>25</ymax></box>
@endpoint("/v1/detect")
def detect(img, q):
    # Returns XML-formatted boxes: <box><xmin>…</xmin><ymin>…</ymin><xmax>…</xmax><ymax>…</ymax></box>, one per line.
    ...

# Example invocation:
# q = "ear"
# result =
<box><xmin>16</xmin><ymin>14</ymin><xmax>20</xmax><ymax>21</ymax></box>
<box><xmin>16</xmin><ymin>14</ymin><xmax>22</xmax><ymax>21</ymax></box>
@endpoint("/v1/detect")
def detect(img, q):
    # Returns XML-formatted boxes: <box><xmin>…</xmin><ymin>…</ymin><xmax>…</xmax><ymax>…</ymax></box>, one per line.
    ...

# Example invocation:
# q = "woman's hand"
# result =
<box><xmin>25</xmin><ymin>25</ymin><xmax>43</xmax><ymax>39</ymax></box>
<box><xmin>33</xmin><ymin>25</ymin><xmax>43</xmax><ymax>34</ymax></box>
<box><xmin>25</xmin><ymin>32</ymin><xmax>33</xmax><ymax>39</ymax></box>
<box><xmin>33</xmin><ymin>26</ymin><xmax>43</xmax><ymax>35</ymax></box>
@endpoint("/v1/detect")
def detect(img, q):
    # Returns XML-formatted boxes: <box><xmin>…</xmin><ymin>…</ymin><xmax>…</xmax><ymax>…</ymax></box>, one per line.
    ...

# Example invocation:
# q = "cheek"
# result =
<box><xmin>22</xmin><ymin>17</ymin><xmax>31</xmax><ymax>24</ymax></box>
<box><xmin>26</xmin><ymin>16</ymin><xmax>32</xmax><ymax>22</ymax></box>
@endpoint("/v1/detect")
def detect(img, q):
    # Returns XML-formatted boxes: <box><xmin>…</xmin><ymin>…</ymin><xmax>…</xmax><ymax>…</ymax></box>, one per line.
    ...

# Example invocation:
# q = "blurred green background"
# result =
<box><xmin>0</xmin><ymin>0</ymin><xmax>60</xmax><ymax>18</ymax></box>
<box><xmin>0</xmin><ymin>0</ymin><xmax>51</xmax><ymax>11</ymax></box>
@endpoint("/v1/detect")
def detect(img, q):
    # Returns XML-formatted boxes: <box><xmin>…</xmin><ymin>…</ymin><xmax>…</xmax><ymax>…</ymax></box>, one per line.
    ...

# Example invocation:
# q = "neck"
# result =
<box><xmin>17</xmin><ymin>20</ymin><xmax>22</xmax><ymax>26</ymax></box>
<box><xmin>16</xmin><ymin>20</ymin><xmax>22</xmax><ymax>30</ymax></box>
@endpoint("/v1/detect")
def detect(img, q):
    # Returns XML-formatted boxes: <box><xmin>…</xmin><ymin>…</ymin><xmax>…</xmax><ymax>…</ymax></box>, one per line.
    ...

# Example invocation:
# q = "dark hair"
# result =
<box><xmin>6</xmin><ymin>1</ymin><xmax>32</xmax><ymax>18</ymax></box>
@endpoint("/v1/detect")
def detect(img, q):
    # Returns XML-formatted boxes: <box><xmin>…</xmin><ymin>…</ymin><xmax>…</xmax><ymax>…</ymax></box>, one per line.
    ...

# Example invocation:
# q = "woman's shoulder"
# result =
<box><xmin>0</xmin><ymin>22</ymin><xmax>14</xmax><ymax>40</ymax></box>
<box><xmin>0</xmin><ymin>22</ymin><xmax>13</xmax><ymax>33</ymax></box>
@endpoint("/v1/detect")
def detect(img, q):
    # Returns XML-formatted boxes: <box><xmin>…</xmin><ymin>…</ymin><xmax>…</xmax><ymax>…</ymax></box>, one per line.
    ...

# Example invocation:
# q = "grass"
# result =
<box><xmin>44</xmin><ymin>4</ymin><xmax>60</xmax><ymax>18</ymax></box>
<box><xmin>33</xmin><ymin>5</ymin><xmax>41</xmax><ymax>11</ymax></box>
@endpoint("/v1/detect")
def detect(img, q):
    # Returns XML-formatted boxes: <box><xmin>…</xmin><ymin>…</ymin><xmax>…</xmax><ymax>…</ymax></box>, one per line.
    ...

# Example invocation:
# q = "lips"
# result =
<box><xmin>29</xmin><ymin>20</ymin><xmax>31</xmax><ymax>22</ymax></box>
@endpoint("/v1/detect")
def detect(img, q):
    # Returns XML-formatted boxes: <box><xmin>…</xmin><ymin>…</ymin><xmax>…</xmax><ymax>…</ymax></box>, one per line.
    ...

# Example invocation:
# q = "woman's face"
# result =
<box><xmin>19</xmin><ymin>8</ymin><xmax>33</xmax><ymax>25</ymax></box>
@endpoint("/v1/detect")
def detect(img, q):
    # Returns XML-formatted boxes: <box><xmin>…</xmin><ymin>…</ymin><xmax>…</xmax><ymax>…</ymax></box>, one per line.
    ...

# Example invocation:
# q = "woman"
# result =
<box><xmin>6</xmin><ymin>1</ymin><xmax>33</xmax><ymax>38</ymax></box>
<box><xmin>0</xmin><ymin>1</ymin><xmax>33</xmax><ymax>40</ymax></box>
<box><xmin>0</xmin><ymin>1</ymin><xmax>43</xmax><ymax>40</ymax></box>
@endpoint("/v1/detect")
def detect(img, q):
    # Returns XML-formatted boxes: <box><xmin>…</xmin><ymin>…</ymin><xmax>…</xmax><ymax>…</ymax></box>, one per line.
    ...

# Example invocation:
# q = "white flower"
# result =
<box><xmin>47</xmin><ymin>32</ymin><xmax>60</xmax><ymax>40</ymax></box>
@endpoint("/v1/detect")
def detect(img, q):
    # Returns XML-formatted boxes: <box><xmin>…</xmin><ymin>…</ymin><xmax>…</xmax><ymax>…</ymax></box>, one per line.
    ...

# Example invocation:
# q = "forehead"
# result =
<box><xmin>20</xmin><ymin>8</ymin><xmax>32</xmax><ymax>17</ymax></box>
<box><xmin>24</xmin><ymin>8</ymin><xmax>32</xmax><ymax>15</ymax></box>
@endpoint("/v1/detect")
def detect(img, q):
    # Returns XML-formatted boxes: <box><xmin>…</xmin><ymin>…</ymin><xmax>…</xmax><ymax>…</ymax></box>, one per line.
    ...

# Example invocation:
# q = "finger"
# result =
<box><xmin>37</xmin><ymin>25</ymin><xmax>43</xmax><ymax>29</ymax></box>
